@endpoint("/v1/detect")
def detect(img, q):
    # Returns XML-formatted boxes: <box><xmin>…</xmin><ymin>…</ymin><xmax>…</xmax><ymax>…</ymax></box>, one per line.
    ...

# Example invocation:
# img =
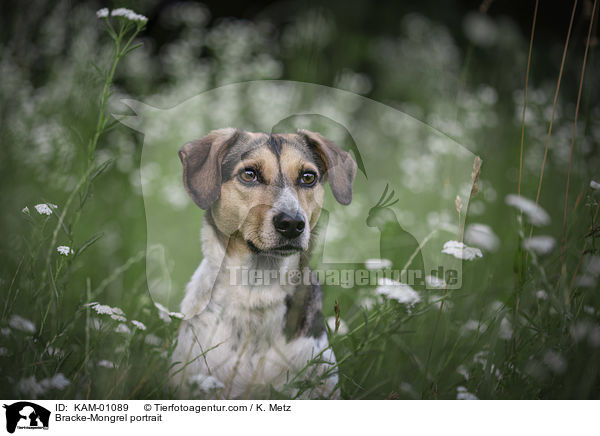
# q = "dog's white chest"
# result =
<box><xmin>172</xmin><ymin>259</ymin><xmax>338</xmax><ymax>399</ymax></box>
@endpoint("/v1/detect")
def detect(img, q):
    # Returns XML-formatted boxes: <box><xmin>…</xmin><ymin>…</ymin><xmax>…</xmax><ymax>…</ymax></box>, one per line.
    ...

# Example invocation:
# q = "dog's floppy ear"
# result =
<box><xmin>298</xmin><ymin>129</ymin><xmax>357</xmax><ymax>205</ymax></box>
<box><xmin>179</xmin><ymin>128</ymin><xmax>239</xmax><ymax>209</ymax></box>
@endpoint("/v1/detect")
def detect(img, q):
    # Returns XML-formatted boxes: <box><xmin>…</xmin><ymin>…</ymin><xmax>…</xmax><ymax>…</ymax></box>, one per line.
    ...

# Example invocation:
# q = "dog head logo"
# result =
<box><xmin>3</xmin><ymin>402</ymin><xmax>50</xmax><ymax>434</ymax></box>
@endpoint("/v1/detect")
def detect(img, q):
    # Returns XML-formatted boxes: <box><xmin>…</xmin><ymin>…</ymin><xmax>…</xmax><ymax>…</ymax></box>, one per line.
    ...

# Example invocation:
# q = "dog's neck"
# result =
<box><xmin>200</xmin><ymin>215</ymin><xmax>305</xmax><ymax>309</ymax></box>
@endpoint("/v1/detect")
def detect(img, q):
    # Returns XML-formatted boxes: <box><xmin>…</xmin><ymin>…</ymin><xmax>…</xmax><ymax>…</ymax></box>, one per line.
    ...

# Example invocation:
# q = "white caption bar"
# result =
<box><xmin>0</xmin><ymin>400</ymin><xmax>597</xmax><ymax>435</ymax></box>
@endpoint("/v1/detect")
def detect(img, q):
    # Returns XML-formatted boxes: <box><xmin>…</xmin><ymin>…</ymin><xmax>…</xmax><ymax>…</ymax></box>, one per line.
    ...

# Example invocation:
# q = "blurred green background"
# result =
<box><xmin>1</xmin><ymin>0</ymin><xmax>599</xmax><ymax>399</ymax></box>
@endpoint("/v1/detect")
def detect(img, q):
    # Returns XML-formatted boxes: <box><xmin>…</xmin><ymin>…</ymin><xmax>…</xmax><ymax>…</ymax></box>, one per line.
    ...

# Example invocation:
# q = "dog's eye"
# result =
<box><xmin>300</xmin><ymin>171</ymin><xmax>316</xmax><ymax>186</ymax></box>
<box><xmin>239</xmin><ymin>168</ymin><xmax>258</xmax><ymax>183</ymax></box>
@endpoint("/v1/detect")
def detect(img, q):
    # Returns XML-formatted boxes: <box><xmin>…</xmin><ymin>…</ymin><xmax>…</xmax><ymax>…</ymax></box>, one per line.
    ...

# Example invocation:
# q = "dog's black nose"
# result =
<box><xmin>273</xmin><ymin>212</ymin><xmax>305</xmax><ymax>239</ymax></box>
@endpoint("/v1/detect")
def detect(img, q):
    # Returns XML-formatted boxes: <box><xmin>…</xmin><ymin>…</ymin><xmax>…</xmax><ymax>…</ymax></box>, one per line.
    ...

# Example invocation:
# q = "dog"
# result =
<box><xmin>171</xmin><ymin>128</ymin><xmax>357</xmax><ymax>399</ymax></box>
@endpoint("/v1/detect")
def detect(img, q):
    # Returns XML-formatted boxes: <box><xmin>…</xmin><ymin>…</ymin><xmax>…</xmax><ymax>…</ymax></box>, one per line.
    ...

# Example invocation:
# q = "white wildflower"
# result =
<box><xmin>364</xmin><ymin>258</ymin><xmax>392</xmax><ymax>270</ymax></box>
<box><xmin>498</xmin><ymin>317</ymin><xmax>512</xmax><ymax>340</ymax></box>
<box><xmin>326</xmin><ymin>316</ymin><xmax>349</xmax><ymax>335</ymax></box>
<box><xmin>21</xmin><ymin>206</ymin><xmax>30</xmax><ymax>214</ymax></box>
<box><xmin>473</xmin><ymin>351</ymin><xmax>488</xmax><ymax>367</ymax></box>
<box><xmin>442</xmin><ymin>240</ymin><xmax>483</xmax><ymax>261</ymax></box>
<box><xmin>40</xmin><ymin>373</ymin><xmax>70</xmax><ymax>390</ymax></box>
<box><xmin>85</xmin><ymin>302</ymin><xmax>111</xmax><ymax>315</ymax></box>
<box><xmin>457</xmin><ymin>365</ymin><xmax>469</xmax><ymax>381</ymax></box>
<box><xmin>47</xmin><ymin>346</ymin><xmax>64</xmax><ymax>358</ymax></box>
<box><xmin>189</xmin><ymin>374</ymin><xmax>224</xmax><ymax>392</ymax></box>
<box><xmin>588</xmin><ymin>326</ymin><xmax>600</xmax><ymax>347</ymax></box>
<box><xmin>425</xmin><ymin>275</ymin><xmax>447</xmax><ymax>289</ymax></box>
<box><xmin>57</xmin><ymin>245</ymin><xmax>74</xmax><ymax>256</ymax></box>
<box><xmin>463</xmin><ymin>12</ymin><xmax>497</xmax><ymax>47</ymax></box>
<box><xmin>536</xmin><ymin>290</ymin><xmax>548</xmax><ymax>300</ymax></box>
<box><xmin>488</xmin><ymin>300</ymin><xmax>504</xmax><ymax>313</ymax></box>
<box><xmin>131</xmin><ymin>320</ymin><xmax>147</xmax><ymax>330</ymax></box>
<box><xmin>17</xmin><ymin>376</ymin><xmax>45</xmax><ymax>398</ymax></box>
<box><xmin>591</xmin><ymin>180</ymin><xmax>600</xmax><ymax>190</ymax></box>
<box><xmin>154</xmin><ymin>302</ymin><xmax>184</xmax><ymax>323</ymax></box>
<box><xmin>583</xmin><ymin>255</ymin><xmax>600</xmax><ymax>276</ymax></box>
<box><xmin>9</xmin><ymin>314</ymin><xmax>36</xmax><ymax>333</ymax></box>
<box><xmin>399</xmin><ymin>382</ymin><xmax>418</xmax><ymax>399</ymax></box>
<box><xmin>584</xmin><ymin>306</ymin><xmax>596</xmax><ymax>316</ymax></box>
<box><xmin>98</xmin><ymin>360</ymin><xmax>116</xmax><ymax>368</ymax></box>
<box><xmin>570</xmin><ymin>321</ymin><xmax>589</xmax><ymax>342</ymax></box>
<box><xmin>430</xmin><ymin>294</ymin><xmax>453</xmax><ymax>311</ymax></box>
<box><xmin>85</xmin><ymin>302</ymin><xmax>126</xmax><ymax>322</ymax></box>
<box><xmin>522</xmin><ymin>236</ymin><xmax>555</xmax><ymax>255</ymax></box>
<box><xmin>34</xmin><ymin>203</ymin><xmax>53</xmax><ymax>215</ymax></box>
<box><xmin>111</xmin><ymin>8</ymin><xmax>148</xmax><ymax>22</ymax></box>
<box><xmin>543</xmin><ymin>350</ymin><xmax>566</xmax><ymax>374</ymax></box>
<box><xmin>464</xmin><ymin>223</ymin><xmax>500</xmax><ymax>252</ymax></box>
<box><xmin>456</xmin><ymin>386</ymin><xmax>478</xmax><ymax>400</ymax></box>
<box><xmin>358</xmin><ymin>297</ymin><xmax>377</xmax><ymax>310</ymax></box>
<box><xmin>0</xmin><ymin>347</ymin><xmax>8</xmax><ymax>356</ymax></box>
<box><xmin>90</xmin><ymin>304</ymin><xmax>111</xmax><ymax>315</ymax></box>
<box><xmin>375</xmin><ymin>278</ymin><xmax>421</xmax><ymax>306</ymax></box>
<box><xmin>115</xmin><ymin>323</ymin><xmax>131</xmax><ymax>334</ymax></box>
<box><xmin>575</xmin><ymin>275</ymin><xmax>597</xmax><ymax>288</ymax></box>
<box><xmin>96</xmin><ymin>8</ymin><xmax>109</xmax><ymax>18</ymax></box>
<box><xmin>505</xmin><ymin>194</ymin><xmax>550</xmax><ymax>226</ymax></box>
<box><xmin>1</xmin><ymin>327</ymin><xmax>11</xmax><ymax>336</ymax></box>
<box><xmin>462</xmin><ymin>319</ymin><xmax>487</xmax><ymax>334</ymax></box>
<box><xmin>155</xmin><ymin>303</ymin><xmax>172</xmax><ymax>323</ymax></box>
<box><xmin>144</xmin><ymin>334</ymin><xmax>162</xmax><ymax>346</ymax></box>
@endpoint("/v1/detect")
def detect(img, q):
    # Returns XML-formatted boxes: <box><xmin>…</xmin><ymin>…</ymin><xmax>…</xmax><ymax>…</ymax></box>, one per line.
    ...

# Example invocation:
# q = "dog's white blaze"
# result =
<box><xmin>274</xmin><ymin>186</ymin><xmax>303</xmax><ymax>219</ymax></box>
<box><xmin>271</xmin><ymin>186</ymin><xmax>310</xmax><ymax>247</ymax></box>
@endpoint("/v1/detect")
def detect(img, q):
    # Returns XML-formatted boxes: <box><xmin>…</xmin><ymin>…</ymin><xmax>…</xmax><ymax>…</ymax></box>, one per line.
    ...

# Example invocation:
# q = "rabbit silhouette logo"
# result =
<box><xmin>3</xmin><ymin>402</ymin><xmax>50</xmax><ymax>433</ymax></box>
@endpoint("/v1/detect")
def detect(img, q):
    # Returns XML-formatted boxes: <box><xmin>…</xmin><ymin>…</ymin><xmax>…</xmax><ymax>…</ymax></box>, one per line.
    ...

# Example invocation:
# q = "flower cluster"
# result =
<box><xmin>8</xmin><ymin>314</ymin><xmax>36</xmax><ymax>333</ymax></box>
<box><xmin>456</xmin><ymin>386</ymin><xmax>478</xmax><ymax>400</ymax></box>
<box><xmin>131</xmin><ymin>320</ymin><xmax>147</xmax><ymax>330</ymax></box>
<box><xmin>326</xmin><ymin>316</ymin><xmax>349</xmax><ymax>334</ymax></box>
<box><xmin>17</xmin><ymin>374</ymin><xmax>70</xmax><ymax>398</ymax></box>
<box><xmin>375</xmin><ymin>278</ymin><xmax>421</xmax><ymax>306</ymax></box>
<box><xmin>189</xmin><ymin>374</ymin><xmax>225</xmax><ymax>393</ymax></box>
<box><xmin>85</xmin><ymin>302</ymin><xmax>126</xmax><ymax>322</ymax></box>
<box><xmin>364</xmin><ymin>258</ymin><xmax>392</xmax><ymax>270</ymax></box>
<box><xmin>464</xmin><ymin>223</ymin><xmax>499</xmax><ymax>252</ymax></box>
<box><xmin>425</xmin><ymin>275</ymin><xmax>447</xmax><ymax>289</ymax></box>
<box><xmin>441</xmin><ymin>240</ymin><xmax>483</xmax><ymax>261</ymax></box>
<box><xmin>96</xmin><ymin>8</ymin><xmax>148</xmax><ymax>23</ymax></box>
<box><xmin>34</xmin><ymin>203</ymin><xmax>57</xmax><ymax>216</ymax></box>
<box><xmin>522</xmin><ymin>235</ymin><xmax>556</xmax><ymax>255</ymax></box>
<box><xmin>57</xmin><ymin>245</ymin><xmax>74</xmax><ymax>256</ymax></box>
<box><xmin>505</xmin><ymin>194</ymin><xmax>550</xmax><ymax>226</ymax></box>
<box><xmin>154</xmin><ymin>302</ymin><xmax>184</xmax><ymax>323</ymax></box>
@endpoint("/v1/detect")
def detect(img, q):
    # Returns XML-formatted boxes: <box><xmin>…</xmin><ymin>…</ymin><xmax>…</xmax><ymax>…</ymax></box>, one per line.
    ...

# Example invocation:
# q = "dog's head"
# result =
<box><xmin>179</xmin><ymin>128</ymin><xmax>357</xmax><ymax>257</ymax></box>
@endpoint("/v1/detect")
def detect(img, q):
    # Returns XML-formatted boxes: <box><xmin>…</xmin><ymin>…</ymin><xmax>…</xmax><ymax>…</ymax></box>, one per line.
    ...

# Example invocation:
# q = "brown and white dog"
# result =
<box><xmin>171</xmin><ymin>128</ymin><xmax>357</xmax><ymax>399</ymax></box>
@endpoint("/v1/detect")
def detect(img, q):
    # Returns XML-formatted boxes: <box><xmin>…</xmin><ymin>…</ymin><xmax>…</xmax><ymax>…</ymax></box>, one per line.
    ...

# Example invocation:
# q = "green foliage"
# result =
<box><xmin>1</xmin><ymin>2</ymin><xmax>599</xmax><ymax>400</ymax></box>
